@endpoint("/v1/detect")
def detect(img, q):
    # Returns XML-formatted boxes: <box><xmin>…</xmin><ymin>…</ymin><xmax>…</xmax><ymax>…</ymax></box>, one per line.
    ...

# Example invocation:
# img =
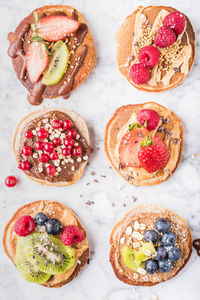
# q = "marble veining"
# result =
<box><xmin>0</xmin><ymin>0</ymin><xmax>200</xmax><ymax>299</ymax></box>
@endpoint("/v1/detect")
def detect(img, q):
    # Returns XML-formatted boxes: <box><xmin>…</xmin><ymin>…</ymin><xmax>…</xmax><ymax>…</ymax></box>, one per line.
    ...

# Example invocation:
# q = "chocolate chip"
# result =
<box><xmin>123</xmin><ymin>204</ymin><xmax>126</xmax><ymax>207</ymax></box>
<box><xmin>167</xmin><ymin>132</ymin><xmax>173</xmax><ymax>139</ymax></box>
<box><xmin>173</xmin><ymin>138</ymin><xmax>179</xmax><ymax>145</ymax></box>
<box><xmin>137</xmin><ymin>132</ymin><xmax>144</xmax><ymax>137</ymax></box>
<box><xmin>119</xmin><ymin>163</ymin><xmax>125</xmax><ymax>170</ymax></box>
<box><xmin>130</xmin><ymin>55</ymin><xmax>134</xmax><ymax>61</ymax></box>
<box><xmin>164</xmin><ymin>128</ymin><xmax>169</xmax><ymax>134</ymax></box>
<box><xmin>115</xmin><ymin>126</ymin><xmax>119</xmax><ymax>131</ymax></box>
<box><xmin>134</xmin><ymin>141</ymin><xmax>138</xmax><ymax>143</ymax></box>
<box><xmin>158</xmin><ymin>126</ymin><xmax>164</xmax><ymax>133</ymax></box>
<box><xmin>173</xmin><ymin>67</ymin><xmax>179</xmax><ymax>72</ymax></box>
<box><xmin>132</xmin><ymin>196</ymin><xmax>137</xmax><ymax>202</ymax></box>
<box><xmin>125</xmin><ymin>175</ymin><xmax>134</xmax><ymax>181</ymax></box>
<box><xmin>162</xmin><ymin>118</ymin><xmax>169</xmax><ymax>124</ymax></box>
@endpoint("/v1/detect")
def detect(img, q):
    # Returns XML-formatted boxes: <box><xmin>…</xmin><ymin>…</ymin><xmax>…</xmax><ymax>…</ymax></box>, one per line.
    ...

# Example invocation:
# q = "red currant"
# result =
<box><xmin>52</xmin><ymin>119</ymin><xmax>62</xmax><ymax>129</ymax></box>
<box><xmin>39</xmin><ymin>153</ymin><xmax>49</xmax><ymax>163</ymax></box>
<box><xmin>46</xmin><ymin>165</ymin><xmax>56</xmax><ymax>175</ymax></box>
<box><xmin>35</xmin><ymin>140</ymin><xmax>44</xmax><ymax>150</ymax></box>
<box><xmin>66</xmin><ymin>129</ymin><xmax>77</xmax><ymax>139</ymax></box>
<box><xmin>25</xmin><ymin>131</ymin><xmax>33</xmax><ymax>138</ymax></box>
<box><xmin>63</xmin><ymin>120</ymin><xmax>73</xmax><ymax>130</ymax></box>
<box><xmin>21</xmin><ymin>146</ymin><xmax>32</xmax><ymax>156</ymax></box>
<box><xmin>5</xmin><ymin>176</ymin><xmax>17</xmax><ymax>187</ymax></box>
<box><xmin>62</xmin><ymin>147</ymin><xmax>71</xmax><ymax>156</ymax></box>
<box><xmin>50</xmin><ymin>152</ymin><xmax>59</xmax><ymax>161</ymax></box>
<box><xmin>53</xmin><ymin>138</ymin><xmax>61</xmax><ymax>147</ymax></box>
<box><xmin>72</xmin><ymin>146</ymin><xmax>82</xmax><ymax>157</ymax></box>
<box><xmin>37</xmin><ymin>128</ymin><xmax>48</xmax><ymax>139</ymax></box>
<box><xmin>18</xmin><ymin>161</ymin><xmax>31</xmax><ymax>170</ymax></box>
<box><xmin>44</xmin><ymin>142</ymin><xmax>54</xmax><ymax>153</ymax></box>
<box><xmin>64</xmin><ymin>138</ymin><xmax>74</xmax><ymax>147</ymax></box>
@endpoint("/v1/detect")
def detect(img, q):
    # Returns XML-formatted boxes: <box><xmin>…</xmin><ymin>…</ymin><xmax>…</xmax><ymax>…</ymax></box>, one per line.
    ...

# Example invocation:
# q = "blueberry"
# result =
<box><xmin>45</xmin><ymin>218</ymin><xmax>62</xmax><ymax>235</ymax></box>
<box><xmin>155</xmin><ymin>246</ymin><xmax>167</xmax><ymax>260</ymax></box>
<box><xmin>158</xmin><ymin>259</ymin><xmax>173</xmax><ymax>273</ymax></box>
<box><xmin>35</xmin><ymin>212</ymin><xmax>48</xmax><ymax>226</ymax></box>
<box><xmin>145</xmin><ymin>259</ymin><xmax>158</xmax><ymax>274</ymax></box>
<box><xmin>168</xmin><ymin>246</ymin><xmax>181</xmax><ymax>262</ymax></box>
<box><xmin>161</xmin><ymin>231</ymin><xmax>176</xmax><ymax>247</ymax></box>
<box><xmin>155</xmin><ymin>218</ymin><xmax>170</xmax><ymax>233</ymax></box>
<box><xmin>144</xmin><ymin>230</ymin><xmax>159</xmax><ymax>244</ymax></box>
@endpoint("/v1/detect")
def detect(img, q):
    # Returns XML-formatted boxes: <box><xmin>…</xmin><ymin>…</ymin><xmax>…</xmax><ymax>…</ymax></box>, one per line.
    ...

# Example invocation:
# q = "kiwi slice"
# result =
<box><xmin>121</xmin><ymin>246</ymin><xmax>138</xmax><ymax>271</ymax></box>
<box><xmin>42</xmin><ymin>40</ymin><xmax>69</xmax><ymax>85</ymax></box>
<box><xmin>25</xmin><ymin>233</ymin><xmax>75</xmax><ymax>275</ymax></box>
<box><xmin>134</xmin><ymin>242</ymin><xmax>156</xmax><ymax>266</ymax></box>
<box><xmin>16</xmin><ymin>237</ymin><xmax>51</xmax><ymax>284</ymax></box>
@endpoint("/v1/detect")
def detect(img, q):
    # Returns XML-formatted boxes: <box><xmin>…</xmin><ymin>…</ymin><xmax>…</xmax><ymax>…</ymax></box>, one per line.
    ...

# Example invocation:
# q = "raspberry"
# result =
<box><xmin>14</xmin><ymin>215</ymin><xmax>35</xmax><ymax>236</ymax></box>
<box><xmin>138</xmin><ymin>46</ymin><xmax>160</xmax><ymax>68</ymax></box>
<box><xmin>130</xmin><ymin>63</ymin><xmax>149</xmax><ymax>85</ymax></box>
<box><xmin>137</xmin><ymin>109</ymin><xmax>160</xmax><ymax>131</ymax></box>
<box><xmin>154</xmin><ymin>25</ymin><xmax>176</xmax><ymax>48</ymax></box>
<box><xmin>163</xmin><ymin>12</ymin><xmax>185</xmax><ymax>35</ymax></box>
<box><xmin>61</xmin><ymin>225</ymin><xmax>84</xmax><ymax>245</ymax></box>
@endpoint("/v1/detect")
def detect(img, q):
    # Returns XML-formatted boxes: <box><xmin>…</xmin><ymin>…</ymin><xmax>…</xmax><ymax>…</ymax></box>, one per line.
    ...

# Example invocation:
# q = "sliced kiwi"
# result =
<box><xmin>25</xmin><ymin>233</ymin><xmax>75</xmax><ymax>275</ymax></box>
<box><xmin>134</xmin><ymin>241</ymin><xmax>156</xmax><ymax>266</ymax></box>
<box><xmin>42</xmin><ymin>40</ymin><xmax>69</xmax><ymax>85</ymax></box>
<box><xmin>16</xmin><ymin>237</ymin><xmax>51</xmax><ymax>284</ymax></box>
<box><xmin>121</xmin><ymin>246</ymin><xmax>138</xmax><ymax>271</ymax></box>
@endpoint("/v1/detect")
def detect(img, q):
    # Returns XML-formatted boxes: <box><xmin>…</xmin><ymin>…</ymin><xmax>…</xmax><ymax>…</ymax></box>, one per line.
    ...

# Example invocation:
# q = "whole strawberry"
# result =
<box><xmin>163</xmin><ymin>12</ymin><xmax>185</xmax><ymax>35</ymax></box>
<box><xmin>138</xmin><ymin>135</ymin><xmax>170</xmax><ymax>173</ymax></box>
<box><xmin>155</xmin><ymin>25</ymin><xmax>176</xmax><ymax>48</ymax></box>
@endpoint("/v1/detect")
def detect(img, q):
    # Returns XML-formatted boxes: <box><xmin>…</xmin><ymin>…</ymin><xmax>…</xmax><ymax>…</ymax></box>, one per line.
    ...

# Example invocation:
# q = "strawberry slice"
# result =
<box><xmin>119</xmin><ymin>127</ymin><xmax>149</xmax><ymax>168</ymax></box>
<box><xmin>26</xmin><ymin>42</ymin><xmax>48</xmax><ymax>84</ymax></box>
<box><xmin>37</xmin><ymin>16</ymin><xmax>79</xmax><ymax>42</ymax></box>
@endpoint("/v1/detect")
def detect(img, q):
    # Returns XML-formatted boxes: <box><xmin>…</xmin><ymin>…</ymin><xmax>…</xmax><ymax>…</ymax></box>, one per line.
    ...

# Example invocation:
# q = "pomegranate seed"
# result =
<box><xmin>63</xmin><ymin>120</ymin><xmax>73</xmax><ymax>130</ymax></box>
<box><xmin>53</xmin><ymin>138</ymin><xmax>61</xmax><ymax>146</ymax></box>
<box><xmin>66</xmin><ymin>129</ymin><xmax>77</xmax><ymax>139</ymax></box>
<box><xmin>50</xmin><ymin>152</ymin><xmax>59</xmax><ymax>161</ymax></box>
<box><xmin>18</xmin><ymin>161</ymin><xmax>31</xmax><ymax>170</ymax></box>
<box><xmin>44</xmin><ymin>142</ymin><xmax>54</xmax><ymax>153</ymax></box>
<box><xmin>46</xmin><ymin>165</ymin><xmax>56</xmax><ymax>175</ymax></box>
<box><xmin>5</xmin><ymin>176</ymin><xmax>17</xmax><ymax>187</ymax></box>
<box><xmin>25</xmin><ymin>131</ymin><xmax>33</xmax><ymax>138</ymax></box>
<box><xmin>72</xmin><ymin>146</ymin><xmax>82</xmax><ymax>157</ymax></box>
<box><xmin>39</xmin><ymin>153</ymin><xmax>49</xmax><ymax>163</ymax></box>
<box><xmin>64</xmin><ymin>138</ymin><xmax>74</xmax><ymax>147</ymax></box>
<box><xmin>52</xmin><ymin>119</ymin><xmax>62</xmax><ymax>129</ymax></box>
<box><xmin>21</xmin><ymin>146</ymin><xmax>32</xmax><ymax>156</ymax></box>
<box><xmin>62</xmin><ymin>147</ymin><xmax>71</xmax><ymax>156</ymax></box>
<box><xmin>35</xmin><ymin>140</ymin><xmax>44</xmax><ymax>150</ymax></box>
<box><xmin>37</xmin><ymin>128</ymin><xmax>48</xmax><ymax>139</ymax></box>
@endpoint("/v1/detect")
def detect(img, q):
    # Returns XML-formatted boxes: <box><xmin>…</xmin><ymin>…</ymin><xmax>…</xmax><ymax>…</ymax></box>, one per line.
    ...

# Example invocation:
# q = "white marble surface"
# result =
<box><xmin>0</xmin><ymin>0</ymin><xmax>200</xmax><ymax>299</ymax></box>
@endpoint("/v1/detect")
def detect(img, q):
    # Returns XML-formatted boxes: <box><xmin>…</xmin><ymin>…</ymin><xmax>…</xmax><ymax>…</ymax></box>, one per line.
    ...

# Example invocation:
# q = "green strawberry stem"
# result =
<box><xmin>141</xmin><ymin>133</ymin><xmax>154</xmax><ymax>147</ymax></box>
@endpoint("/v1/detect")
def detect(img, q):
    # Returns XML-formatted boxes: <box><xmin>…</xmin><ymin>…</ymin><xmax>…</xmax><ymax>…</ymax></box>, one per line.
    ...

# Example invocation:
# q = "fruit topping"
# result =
<box><xmin>138</xmin><ymin>135</ymin><xmax>170</xmax><ymax>173</ymax></box>
<box><xmin>26</xmin><ymin>42</ymin><xmax>48</xmax><ymax>84</ymax></box>
<box><xmin>63</xmin><ymin>120</ymin><xmax>73</xmax><ymax>130</ymax></box>
<box><xmin>24</xmin><ymin>233</ymin><xmax>75</xmax><ymax>275</ymax></box>
<box><xmin>72</xmin><ymin>146</ymin><xmax>82</xmax><ymax>157</ymax></box>
<box><xmin>130</xmin><ymin>63</ymin><xmax>149</xmax><ymax>85</ymax></box>
<box><xmin>21</xmin><ymin>146</ymin><xmax>32</xmax><ymax>156</ymax></box>
<box><xmin>35</xmin><ymin>212</ymin><xmax>48</xmax><ymax>226</ymax></box>
<box><xmin>46</xmin><ymin>165</ymin><xmax>56</xmax><ymax>176</ymax></box>
<box><xmin>158</xmin><ymin>259</ymin><xmax>173</xmax><ymax>273</ymax></box>
<box><xmin>134</xmin><ymin>242</ymin><xmax>156</xmax><ymax>265</ymax></box>
<box><xmin>45</xmin><ymin>218</ymin><xmax>62</xmax><ymax>235</ymax></box>
<box><xmin>168</xmin><ymin>246</ymin><xmax>181</xmax><ymax>262</ymax></box>
<box><xmin>66</xmin><ymin>129</ymin><xmax>77</xmax><ymax>139</ymax></box>
<box><xmin>119</xmin><ymin>127</ymin><xmax>149</xmax><ymax>168</ymax></box>
<box><xmin>18</xmin><ymin>161</ymin><xmax>31</xmax><ymax>171</ymax></box>
<box><xmin>51</xmin><ymin>119</ymin><xmax>62</xmax><ymax>129</ymax></box>
<box><xmin>39</xmin><ymin>153</ymin><xmax>49</xmax><ymax>163</ymax></box>
<box><xmin>5</xmin><ymin>176</ymin><xmax>17</xmax><ymax>187</ymax></box>
<box><xmin>155</xmin><ymin>218</ymin><xmax>170</xmax><ymax>233</ymax></box>
<box><xmin>144</xmin><ymin>230</ymin><xmax>159</xmax><ymax>244</ymax></box>
<box><xmin>37</xmin><ymin>128</ymin><xmax>48</xmax><ymax>139</ymax></box>
<box><xmin>155</xmin><ymin>246</ymin><xmax>167</xmax><ymax>260</ymax></box>
<box><xmin>25</xmin><ymin>131</ymin><xmax>33</xmax><ymax>138</ymax></box>
<box><xmin>62</xmin><ymin>147</ymin><xmax>71</xmax><ymax>156</ymax></box>
<box><xmin>37</xmin><ymin>15</ymin><xmax>79</xmax><ymax>42</ymax></box>
<box><xmin>121</xmin><ymin>246</ymin><xmax>138</xmax><ymax>271</ymax></box>
<box><xmin>61</xmin><ymin>225</ymin><xmax>85</xmax><ymax>246</ymax></box>
<box><xmin>35</xmin><ymin>140</ymin><xmax>44</xmax><ymax>150</ymax></box>
<box><xmin>145</xmin><ymin>259</ymin><xmax>158</xmax><ymax>274</ymax></box>
<box><xmin>137</xmin><ymin>109</ymin><xmax>160</xmax><ymax>131</ymax></box>
<box><xmin>64</xmin><ymin>138</ymin><xmax>74</xmax><ymax>147</ymax></box>
<box><xmin>14</xmin><ymin>216</ymin><xmax>35</xmax><ymax>236</ymax></box>
<box><xmin>161</xmin><ymin>231</ymin><xmax>176</xmax><ymax>247</ymax></box>
<box><xmin>138</xmin><ymin>46</ymin><xmax>160</xmax><ymax>68</ymax></box>
<box><xmin>42</xmin><ymin>41</ymin><xmax>69</xmax><ymax>86</ymax></box>
<box><xmin>50</xmin><ymin>152</ymin><xmax>59</xmax><ymax>161</ymax></box>
<box><xmin>154</xmin><ymin>25</ymin><xmax>176</xmax><ymax>48</ymax></box>
<box><xmin>163</xmin><ymin>12</ymin><xmax>186</xmax><ymax>35</ymax></box>
<box><xmin>44</xmin><ymin>142</ymin><xmax>55</xmax><ymax>153</ymax></box>
<box><xmin>53</xmin><ymin>138</ymin><xmax>61</xmax><ymax>146</ymax></box>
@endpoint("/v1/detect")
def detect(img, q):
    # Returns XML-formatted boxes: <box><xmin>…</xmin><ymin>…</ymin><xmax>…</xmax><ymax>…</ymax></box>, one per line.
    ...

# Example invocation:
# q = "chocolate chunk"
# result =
<box><xmin>158</xmin><ymin>126</ymin><xmax>164</xmax><ymax>133</ymax></box>
<box><xmin>167</xmin><ymin>132</ymin><xmax>173</xmax><ymax>139</ymax></box>
<box><xmin>125</xmin><ymin>175</ymin><xmax>134</xmax><ymax>181</ymax></box>
<box><xmin>119</xmin><ymin>163</ymin><xmax>125</xmax><ymax>170</ymax></box>
<box><xmin>162</xmin><ymin>118</ymin><xmax>169</xmax><ymax>124</ymax></box>
<box><xmin>173</xmin><ymin>138</ymin><xmax>179</xmax><ymax>145</ymax></box>
<box><xmin>173</xmin><ymin>67</ymin><xmax>180</xmax><ymax>72</ymax></box>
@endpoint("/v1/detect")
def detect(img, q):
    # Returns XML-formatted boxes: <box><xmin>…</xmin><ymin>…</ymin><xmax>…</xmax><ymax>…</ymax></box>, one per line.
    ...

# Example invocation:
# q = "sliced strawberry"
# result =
<box><xmin>37</xmin><ymin>15</ymin><xmax>79</xmax><ymax>42</ymax></box>
<box><xmin>119</xmin><ymin>127</ymin><xmax>149</xmax><ymax>168</ymax></box>
<box><xmin>26</xmin><ymin>42</ymin><xmax>48</xmax><ymax>84</ymax></box>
